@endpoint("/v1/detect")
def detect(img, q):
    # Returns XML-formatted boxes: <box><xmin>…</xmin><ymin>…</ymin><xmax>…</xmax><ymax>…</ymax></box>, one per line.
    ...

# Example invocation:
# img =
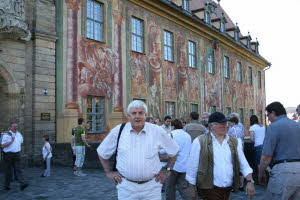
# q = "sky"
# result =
<box><xmin>220</xmin><ymin>0</ymin><xmax>300</xmax><ymax>108</ymax></box>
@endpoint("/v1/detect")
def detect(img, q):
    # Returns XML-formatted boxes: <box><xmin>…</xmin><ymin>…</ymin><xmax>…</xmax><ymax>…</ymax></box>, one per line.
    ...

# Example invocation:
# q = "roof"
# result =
<box><xmin>190</xmin><ymin>0</ymin><xmax>235</xmax><ymax>29</ymax></box>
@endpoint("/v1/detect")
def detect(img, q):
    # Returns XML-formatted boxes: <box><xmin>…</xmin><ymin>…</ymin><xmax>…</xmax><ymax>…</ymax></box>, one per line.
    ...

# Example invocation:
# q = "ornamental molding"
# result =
<box><xmin>0</xmin><ymin>0</ymin><xmax>31</xmax><ymax>41</ymax></box>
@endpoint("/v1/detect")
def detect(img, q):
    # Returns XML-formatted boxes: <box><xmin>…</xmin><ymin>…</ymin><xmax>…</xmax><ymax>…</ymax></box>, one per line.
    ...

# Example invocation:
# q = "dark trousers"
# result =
<box><xmin>200</xmin><ymin>186</ymin><xmax>231</xmax><ymax>200</ymax></box>
<box><xmin>3</xmin><ymin>152</ymin><xmax>26</xmax><ymax>187</ymax></box>
<box><xmin>165</xmin><ymin>170</ymin><xmax>190</xmax><ymax>200</ymax></box>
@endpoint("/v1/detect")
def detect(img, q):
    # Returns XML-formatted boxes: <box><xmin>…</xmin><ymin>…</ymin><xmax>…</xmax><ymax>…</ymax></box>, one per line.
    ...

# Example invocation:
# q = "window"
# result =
<box><xmin>204</xmin><ymin>11</ymin><xmax>211</xmax><ymax>24</ymax></box>
<box><xmin>191</xmin><ymin>104</ymin><xmax>198</xmax><ymax>112</ymax></box>
<box><xmin>258</xmin><ymin>71</ymin><xmax>262</xmax><ymax>88</ymax></box>
<box><xmin>226</xmin><ymin>107</ymin><xmax>231</xmax><ymax>117</ymax></box>
<box><xmin>250</xmin><ymin>109</ymin><xmax>254</xmax><ymax>117</ymax></box>
<box><xmin>182</xmin><ymin>0</ymin><xmax>189</xmax><ymax>11</ymax></box>
<box><xmin>210</xmin><ymin>106</ymin><xmax>216</xmax><ymax>113</ymax></box>
<box><xmin>237</xmin><ymin>62</ymin><xmax>242</xmax><ymax>82</ymax></box>
<box><xmin>234</xmin><ymin>31</ymin><xmax>239</xmax><ymax>41</ymax></box>
<box><xmin>248</xmin><ymin>66</ymin><xmax>253</xmax><ymax>86</ymax></box>
<box><xmin>131</xmin><ymin>17</ymin><xmax>144</xmax><ymax>53</ymax></box>
<box><xmin>239</xmin><ymin>108</ymin><xmax>244</xmax><ymax>124</ymax></box>
<box><xmin>164</xmin><ymin>31</ymin><xmax>173</xmax><ymax>62</ymax></box>
<box><xmin>223</xmin><ymin>56</ymin><xmax>230</xmax><ymax>78</ymax></box>
<box><xmin>86</xmin><ymin>0</ymin><xmax>103</xmax><ymax>41</ymax></box>
<box><xmin>165</xmin><ymin>102</ymin><xmax>175</xmax><ymax>118</ymax></box>
<box><xmin>133</xmin><ymin>98</ymin><xmax>146</xmax><ymax>103</ymax></box>
<box><xmin>208</xmin><ymin>51</ymin><xmax>215</xmax><ymax>74</ymax></box>
<box><xmin>86</xmin><ymin>96</ymin><xmax>105</xmax><ymax>133</ymax></box>
<box><xmin>188</xmin><ymin>41</ymin><xmax>196</xmax><ymax>68</ymax></box>
<box><xmin>220</xmin><ymin>21</ymin><xmax>225</xmax><ymax>33</ymax></box>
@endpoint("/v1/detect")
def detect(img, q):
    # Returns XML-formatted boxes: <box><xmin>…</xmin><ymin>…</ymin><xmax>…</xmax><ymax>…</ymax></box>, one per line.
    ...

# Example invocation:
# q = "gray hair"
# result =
<box><xmin>230</xmin><ymin>112</ymin><xmax>239</xmax><ymax>119</ymax></box>
<box><xmin>127</xmin><ymin>100</ymin><xmax>148</xmax><ymax>114</ymax></box>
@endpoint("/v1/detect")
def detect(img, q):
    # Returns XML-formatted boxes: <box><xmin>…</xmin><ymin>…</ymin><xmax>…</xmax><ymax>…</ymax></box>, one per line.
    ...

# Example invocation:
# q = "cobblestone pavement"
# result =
<box><xmin>0</xmin><ymin>167</ymin><xmax>266</xmax><ymax>200</ymax></box>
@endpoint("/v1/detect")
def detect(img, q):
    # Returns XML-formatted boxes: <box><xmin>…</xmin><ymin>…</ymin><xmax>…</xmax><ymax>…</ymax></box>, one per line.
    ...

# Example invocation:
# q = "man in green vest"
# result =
<box><xmin>74</xmin><ymin>118</ymin><xmax>90</xmax><ymax>176</ymax></box>
<box><xmin>186</xmin><ymin>112</ymin><xmax>255</xmax><ymax>200</ymax></box>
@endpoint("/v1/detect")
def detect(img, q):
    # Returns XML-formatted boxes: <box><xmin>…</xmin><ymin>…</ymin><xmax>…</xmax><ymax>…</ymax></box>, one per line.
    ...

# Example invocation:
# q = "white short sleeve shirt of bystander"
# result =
<box><xmin>185</xmin><ymin>133</ymin><xmax>253</xmax><ymax>187</ymax></box>
<box><xmin>1</xmin><ymin>131</ymin><xmax>23</xmax><ymax>153</ymax></box>
<box><xmin>249</xmin><ymin>124</ymin><xmax>265</xmax><ymax>147</ymax></box>
<box><xmin>97</xmin><ymin>122</ymin><xmax>179</xmax><ymax>181</ymax></box>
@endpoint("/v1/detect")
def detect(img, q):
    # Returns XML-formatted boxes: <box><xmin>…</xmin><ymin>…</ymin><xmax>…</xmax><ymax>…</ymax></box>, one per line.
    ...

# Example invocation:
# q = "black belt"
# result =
<box><xmin>273</xmin><ymin>159</ymin><xmax>300</xmax><ymax>166</ymax></box>
<box><xmin>120</xmin><ymin>174</ymin><xmax>152</xmax><ymax>184</ymax></box>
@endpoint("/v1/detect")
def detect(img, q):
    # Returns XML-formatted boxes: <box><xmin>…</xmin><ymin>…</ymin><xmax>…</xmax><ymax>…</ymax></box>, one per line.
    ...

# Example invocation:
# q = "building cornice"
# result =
<box><xmin>127</xmin><ymin>0</ymin><xmax>270</xmax><ymax>69</ymax></box>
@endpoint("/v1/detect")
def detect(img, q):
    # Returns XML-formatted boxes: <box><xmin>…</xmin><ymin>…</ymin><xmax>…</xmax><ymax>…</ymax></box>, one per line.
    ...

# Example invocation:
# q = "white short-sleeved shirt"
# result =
<box><xmin>186</xmin><ymin>133</ymin><xmax>253</xmax><ymax>187</ymax></box>
<box><xmin>171</xmin><ymin>129</ymin><xmax>192</xmax><ymax>173</ymax></box>
<box><xmin>249</xmin><ymin>124</ymin><xmax>265</xmax><ymax>147</ymax></box>
<box><xmin>42</xmin><ymin>142</ymin><xmax>52</xmax><ymax>159</ymax></box>
<box><xmin>1</xmin><ymin>131</ymin><xmax>23</xmax><ymax>153</ymax></box>
<box><xmin>97</xmin><ymin>122</ymin><xmax>179</xmax><ymax>181</ymax></box>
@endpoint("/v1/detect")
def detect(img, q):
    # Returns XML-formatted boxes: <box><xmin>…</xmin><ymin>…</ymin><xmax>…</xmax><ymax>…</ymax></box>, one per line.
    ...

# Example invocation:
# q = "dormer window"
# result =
<box><xmin>220</xmin><ymin>21</ymin><xmax>225</xmax><ymax>32</ymax></box>
<box><xmin>234</xmin><ymin>31</ymin><xmax>239</xmax><ymax>41</ymax></box>
<box><xmin>182</xmin><ymin>0</ymin><xmax>189</xmax><ymax>11</ymax></box>
<box><xmin>204</xmin><ymin>11</ymin><xmax>211</xmax><ymax>24</ymax></box>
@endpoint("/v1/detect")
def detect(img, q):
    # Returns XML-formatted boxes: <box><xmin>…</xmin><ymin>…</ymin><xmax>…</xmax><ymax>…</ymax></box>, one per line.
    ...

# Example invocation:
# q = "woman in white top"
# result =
<box><xmin>42</xmin><ymin>135</ymin><xmax>52</xmax><ymax>177</ymax></box>
<box><xmin>249</xmin><ymin>115</ymin><xmax>265</xmax><ymax>170</ymax></box>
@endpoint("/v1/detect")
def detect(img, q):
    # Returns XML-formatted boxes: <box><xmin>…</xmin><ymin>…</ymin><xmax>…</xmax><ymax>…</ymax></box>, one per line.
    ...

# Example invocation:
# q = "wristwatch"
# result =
<box><xmin>245</xmin><ymin>179</ymin><xmax>255</xmax><ymax>184</ymax></box>
<box><xmin>164</xmin><ymin>166</ymin><xmax>172</xmax><ymax>171</ymax></box>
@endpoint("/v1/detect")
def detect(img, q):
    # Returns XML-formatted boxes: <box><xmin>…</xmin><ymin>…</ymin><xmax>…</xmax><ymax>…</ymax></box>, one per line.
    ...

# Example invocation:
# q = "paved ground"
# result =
<box><xmin>0</xmin><ymin>167</ymin><xmax>267</xmax><ymax>200</ymax></box>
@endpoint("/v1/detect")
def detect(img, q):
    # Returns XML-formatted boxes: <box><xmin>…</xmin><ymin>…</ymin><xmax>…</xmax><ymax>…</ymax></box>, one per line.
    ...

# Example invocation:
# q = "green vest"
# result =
<box><xmin>196</xmin><ymin>133</ymin><xmax>240</xmax><ymax>192</ymax></box>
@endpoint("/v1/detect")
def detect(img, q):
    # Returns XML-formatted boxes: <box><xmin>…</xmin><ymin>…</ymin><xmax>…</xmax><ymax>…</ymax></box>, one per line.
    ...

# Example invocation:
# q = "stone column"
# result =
<box><xmin>65</xmin><ymin>1</ymin><xmax>79</xmax><ymax>109</ymax></box>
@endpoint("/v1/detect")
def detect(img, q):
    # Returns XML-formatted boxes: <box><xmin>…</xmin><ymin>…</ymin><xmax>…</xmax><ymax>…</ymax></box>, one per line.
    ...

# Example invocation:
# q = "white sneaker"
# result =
<box><xmin>77</xmin><ymin>172</ymin><xmax>87</xmax><ymax>176</ymax></box>
<box><xmin>74</xmin><ymin>171</ymin><xmax>78</xmax><ymax>176</ymax></box>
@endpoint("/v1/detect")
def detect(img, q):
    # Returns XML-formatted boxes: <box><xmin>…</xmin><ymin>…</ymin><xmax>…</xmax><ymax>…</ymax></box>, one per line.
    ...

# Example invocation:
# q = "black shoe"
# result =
<box><xmin>20</xmin><ymin>183</ymin><xmax>29</xmax><ymax>191</ymax></box>
<box><xmin>41</xmin><ymin>174</ymin><xmax>46</xmax><ymax>177</ymax></box>
<box><xmin>239</xmin><ymin>186</ymin><xmax>244</xmax><ymax>191</ymax></box>
<box><xmin>4</xmin><ymin>186</ymin><xmax>11</xmax><ymax>191</ymax></box>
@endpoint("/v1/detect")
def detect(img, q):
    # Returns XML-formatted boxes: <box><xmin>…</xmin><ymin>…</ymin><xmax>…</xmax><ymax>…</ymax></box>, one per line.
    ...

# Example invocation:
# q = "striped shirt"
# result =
<box><xmin>97</xmin><ymin>122</ymin><xmax>179</xmax><ymax>181</ymax></box>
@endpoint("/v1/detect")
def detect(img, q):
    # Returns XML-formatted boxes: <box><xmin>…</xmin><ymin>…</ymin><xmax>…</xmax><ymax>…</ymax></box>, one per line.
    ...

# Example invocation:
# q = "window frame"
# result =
<box><xmin>223</xmin><ymin>56</ymin><xmax>230</xmax><ymax>79</ymax></box>
<box><xmin>248</xmin><ymin>66</ymin><xmax>253</xmax><ymax>86</ymax></box>
<box><xmin>258</xmin><ymin>71</ymin><xmax>262</xmax><ymax>88</ymax></box>
<box><xmin>86</xmin><ymin>0</ymin><xmax>104</xmax><ymax>42</ymax></box>
<box><xmin>131</xmin><ymin>17</ymin><xmax>144</xmax><ymax>53</ymax></box>
<box><xmin>220</xmin><ymin>21</ymin><xmax>226</xmax><ymax>33</ymax></box>
<box><xmin>86</xmin><ymin>96</ymin><xmax>105</xmax><ymax>133</ymax></box>
<box><xmin>239</xmin><ymin>108</ymin><xmax>244</xmax><ymax>124</ymax></box>
<box><xmin>237</xmin><ymin>62</ymin><xmax>243</xmax><ymax>82</ymax></box>
<box><xmin>204</xmin><ymin>11</ymin><xmax>211</xmax><ymax>24</ymax></box>
<box><xmin>210</xmin><ymin>106</ymin><xmax>216</xmax><ymax>113</ymax></box>
<box><xmin>208</xmin><ymin>51</ymin><xmax>215</xmax><ymax>74</ymax></box>
<box><xmin>188</xmin><ymin>41</ymin><xmax>196</xmax><ymax>68</ymax></box>
<box><xmin>164</xmin><ymin>30</ymin><xmax>174</xmax><ymax>62</ymax></box>
<box><xmin>165</xmin><ymin>101</ymin><xmax>176</xmax><ymax>118</ymax></box>
<box><xmin>191</xmin><ymin>103</ymin><xmax>198</xmax><ymax>112</ymax></box>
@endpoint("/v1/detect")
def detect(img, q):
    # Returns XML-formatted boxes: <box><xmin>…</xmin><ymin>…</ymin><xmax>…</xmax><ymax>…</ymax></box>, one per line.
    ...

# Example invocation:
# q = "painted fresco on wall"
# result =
<box><xmin>78</xmin><ymin>39</ymin><xmax>114</xmax><ymax>98</ymax></box>
<box><xmin>148</xmin><ymin>21</ymin><xmax>162</xmax><ymax>118</ymax></box>
<box><xmin>178</xmin><ymin>66</ymin><xmax>188</xmax><ymax>118</ymax></box>
<box><xmin>130</xmin><ymin>53</ymin><xmax>148</xmax><ymax>97</ymax></box>
<box><xmin>188</xmin><ymin>69</ymin><xmax>199</xmax><ymax>102</ymax></box>
<box><xmin>177</xmin><ymin>35</ymin><xmax>187</xmax><ymax>67</ymax></box>
<box><xmin>163</xmin><ymin>62</ymin><xmax>177</xmax><ymax>100</ymax></box>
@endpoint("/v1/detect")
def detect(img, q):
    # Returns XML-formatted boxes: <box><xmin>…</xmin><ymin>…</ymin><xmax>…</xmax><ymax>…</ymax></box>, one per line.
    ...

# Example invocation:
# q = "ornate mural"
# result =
<box><xmin>130</xmin><ymin>53</ymin><xmax>147</xmax><ymax>97</ymax></box>
<box><xmin>78</xmin><ymin>39</ymin><xmax>114</xmax><ymax>98</ymax></box>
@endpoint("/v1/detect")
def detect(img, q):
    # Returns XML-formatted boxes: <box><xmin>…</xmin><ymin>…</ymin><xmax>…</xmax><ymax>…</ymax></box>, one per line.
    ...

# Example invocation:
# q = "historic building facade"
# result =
<box><xmin>0</xmin><ymin>0</ymin><xmax>56</xmax><ymax>164</ymax></box>
<box><xmin>56</xmin><ymin>0</ymin><xmax>270</xmax><ymax>145</ymax></box>
<box><xmin>0</xmin><ymin>0</ymin><xmax>270</xmax><ymax>165</ymax></box>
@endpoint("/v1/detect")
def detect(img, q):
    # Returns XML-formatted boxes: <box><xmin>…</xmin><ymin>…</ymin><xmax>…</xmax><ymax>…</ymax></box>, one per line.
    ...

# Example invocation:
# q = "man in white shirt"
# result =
<box><xmin>186</xmin><ymin>112</ymin><xmax>255</xmax><ymax>200</ymax></box>
<box><xmin>161</xmin><ymin>115</ymin><xmax>172</xmax><ymax>135</ymax></box>
<box><xmin>165</xmin><ymin>119</ymin><xmax>191</xmax><ymax>200</ymax></box>
<box><xmin>97</xmin><ymin>100</ymin><xmax>179</xmax><ymax>200</ymax></box>
<box><xmin>1</xmin><ymin>122</ymin><xmax>28</xmax><ymax>191</ymax></box>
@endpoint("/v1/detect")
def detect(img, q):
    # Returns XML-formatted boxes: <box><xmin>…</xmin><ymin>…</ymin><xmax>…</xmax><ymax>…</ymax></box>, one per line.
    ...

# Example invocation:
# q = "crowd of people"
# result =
<box><xmin>1</xmin><ymin>101</ymin><xmax>300</xmax><ymax>200</ymax></box>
